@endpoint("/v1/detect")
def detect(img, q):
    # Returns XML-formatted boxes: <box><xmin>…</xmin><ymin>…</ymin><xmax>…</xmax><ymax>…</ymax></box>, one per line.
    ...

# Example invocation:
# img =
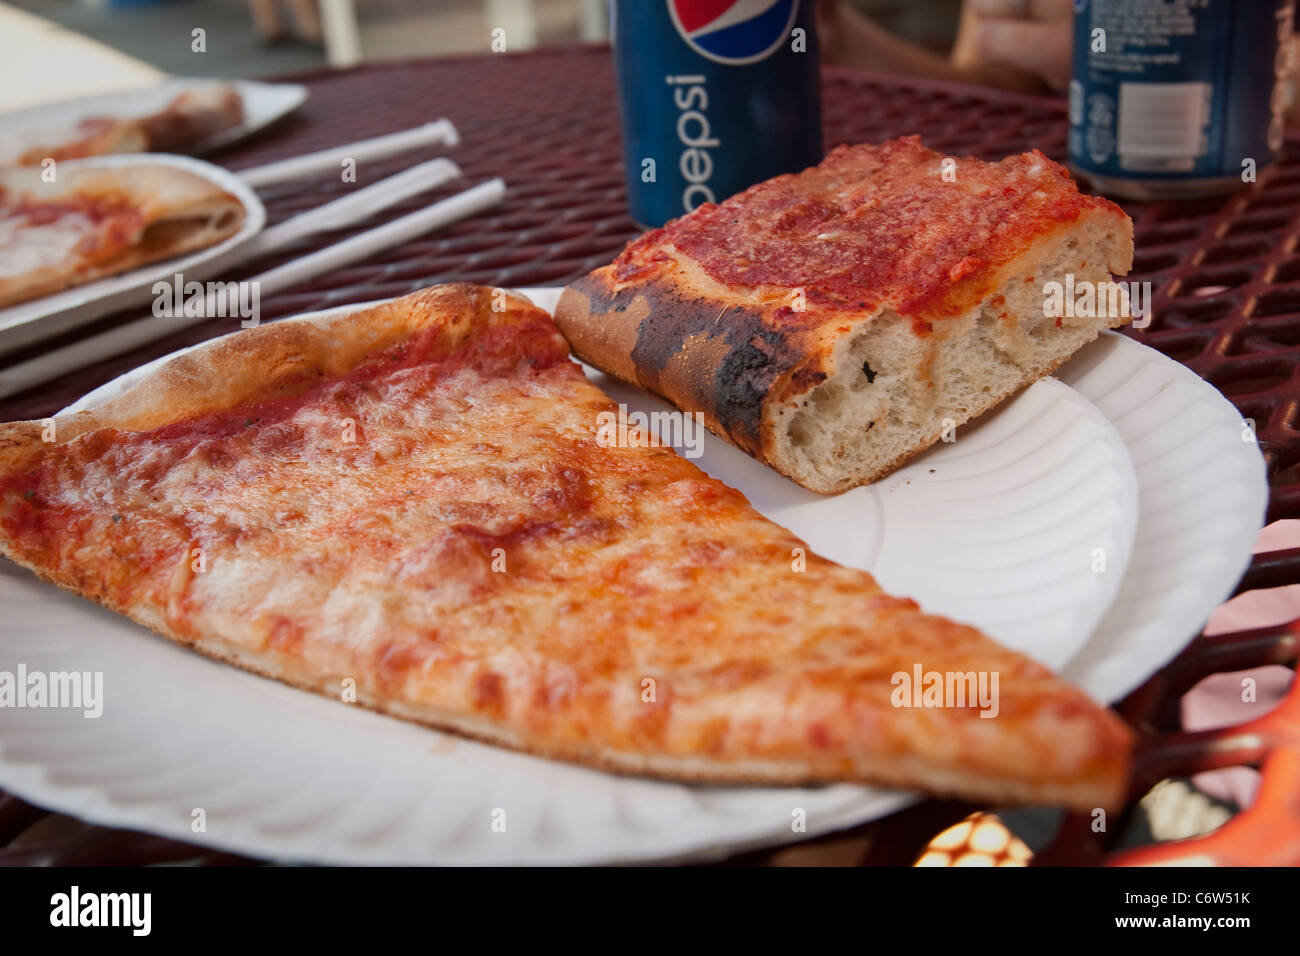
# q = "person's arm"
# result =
<box><xmin>247</xmin><ymin>0</ymin><xmax>286</xmax><ymax>42</ymax></box>
<box><xmin>821</xmin><ymin>0</ymin><xmax>1072</xmax><ymax>94</ymax></box>
<box><xmin>819</xmin><ymin>0</ymin><xmax>968</xmax><ymax>82</ymax></box>
<box><xmin>951</xmin><ymin>0</ymin><xmax>1074</xmax><ymax>93</ymax></box>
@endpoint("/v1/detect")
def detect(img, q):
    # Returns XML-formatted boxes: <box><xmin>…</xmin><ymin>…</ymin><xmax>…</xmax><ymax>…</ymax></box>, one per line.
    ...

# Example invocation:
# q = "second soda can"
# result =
<box><xmin>1069</xmin><ymin>0</ymin><xmax>1293</xmax><ymax>200</ymax></box>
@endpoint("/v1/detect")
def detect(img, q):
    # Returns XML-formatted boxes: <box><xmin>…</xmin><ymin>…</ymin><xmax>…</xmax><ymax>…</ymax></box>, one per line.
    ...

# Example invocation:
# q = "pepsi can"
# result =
<box><xmin>611</xmin><ymin>0</ymin><xmax>823</xmax><ymax>227</ymax></box>
<box><xmin>1069</xmin><ymin>0</ymin><xmax>1293</xmax><ymax>200</ymax></box>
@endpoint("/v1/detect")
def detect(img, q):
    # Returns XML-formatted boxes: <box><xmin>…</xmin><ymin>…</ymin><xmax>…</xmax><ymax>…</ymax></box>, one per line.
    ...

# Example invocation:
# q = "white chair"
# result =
<box><xmin>317</xmin><ymin>0</ymin><xmax>608</xmax><ymax>67</ymax></box>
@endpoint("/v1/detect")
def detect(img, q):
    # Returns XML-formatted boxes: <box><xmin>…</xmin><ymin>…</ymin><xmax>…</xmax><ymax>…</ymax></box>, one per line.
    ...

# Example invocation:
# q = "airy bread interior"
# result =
<box><xmin>768</xmin><ymin>212</ymin><xmax>1133</xmax><ymax>494</ymax></box>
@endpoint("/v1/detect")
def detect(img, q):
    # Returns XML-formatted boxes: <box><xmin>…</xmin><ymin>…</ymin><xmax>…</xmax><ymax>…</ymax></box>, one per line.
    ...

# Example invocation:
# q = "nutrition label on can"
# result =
<box><xmin>1069</xmin><ymin>0</ymin><xmax>1291</xmax><ymax>183</ymax></box>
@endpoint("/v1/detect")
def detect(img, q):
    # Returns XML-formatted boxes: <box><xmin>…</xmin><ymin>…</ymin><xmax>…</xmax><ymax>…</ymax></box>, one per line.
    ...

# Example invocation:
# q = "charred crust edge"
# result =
<box><xmin>569</xmin><ymin>276</ymin><xmax>815</xmax><ymax>456</ymax></box>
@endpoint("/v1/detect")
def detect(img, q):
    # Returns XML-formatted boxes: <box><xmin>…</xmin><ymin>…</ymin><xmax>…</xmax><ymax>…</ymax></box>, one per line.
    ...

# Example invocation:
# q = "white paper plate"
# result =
<box><xmin>0</xmin><ymin>78</ymin><xmax>308</xmax><ymax>164</ymax></box>
<box><xmin>1057</xmin><ymin>332</ymin><xmax>1268</xmax><ymax>700</ymax></box>
<box><xmin>0</xmin><ymin>154</ymin><xmax>266</xmax><ymax>357</ymax></box>
<box><xmin>0</xmin><ymin>291</ymin><xmax>1263</xmax><ymax>865</ymax></box>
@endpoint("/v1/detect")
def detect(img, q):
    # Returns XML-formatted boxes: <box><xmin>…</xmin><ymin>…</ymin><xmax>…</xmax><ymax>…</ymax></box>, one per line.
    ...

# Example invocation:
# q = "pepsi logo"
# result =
<box><xmin>668</xmin><ymin>0</ymin><xmax>800</xmax><ymax>66</ymax></box>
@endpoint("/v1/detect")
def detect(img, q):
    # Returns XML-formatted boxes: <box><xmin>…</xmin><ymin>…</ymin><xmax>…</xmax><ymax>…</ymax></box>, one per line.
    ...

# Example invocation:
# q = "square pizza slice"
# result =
<box><xmin>556</xmin><ymin>136</ymin><xmax>1135</xmax><ymax>493</ymax></box>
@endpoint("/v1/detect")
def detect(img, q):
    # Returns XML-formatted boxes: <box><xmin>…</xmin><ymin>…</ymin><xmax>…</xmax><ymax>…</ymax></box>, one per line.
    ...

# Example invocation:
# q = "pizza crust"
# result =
<box><xmin>25</xmin><ymin>284</ymin><xmax>508</xmax><ymax>442</ymax></box>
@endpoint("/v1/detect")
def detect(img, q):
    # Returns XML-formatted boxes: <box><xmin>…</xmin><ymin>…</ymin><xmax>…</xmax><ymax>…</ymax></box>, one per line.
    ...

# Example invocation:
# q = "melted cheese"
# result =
<box><xmin>0</xmin><ymin>295</ymin><xmax>1130</xmax><ymax>803</ymax></box>
<box><xmin>0</xmin><ymin>212</ymin><xmax>97</xmax><ymax>279</ymax></box>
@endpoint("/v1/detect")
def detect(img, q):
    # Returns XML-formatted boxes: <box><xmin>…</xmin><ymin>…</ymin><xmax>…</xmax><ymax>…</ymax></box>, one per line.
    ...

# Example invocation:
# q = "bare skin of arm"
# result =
<box><xmin>824</xmin><ymin>0</ymin><xmax>1300</xmax><ymax>128</ymax></box>
<box><xmin>821</xmin><ymin>0</ymin><xmax>1071</xmax><ymax>94</ymax></box>
<box><xmin>818</xmin><ymin>0</ymin><xmax>967</xmax><ymax>83</ymax></box>
<box><xmin>246</xmin><ymin>0</ymin><xmax>323</xmax><ymax>44</ymax></box>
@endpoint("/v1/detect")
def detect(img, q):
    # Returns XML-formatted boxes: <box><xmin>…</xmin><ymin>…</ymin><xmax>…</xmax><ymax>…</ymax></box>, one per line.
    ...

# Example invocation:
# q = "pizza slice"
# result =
<box><xmin>0</xmin><ymin>284</ymin><xmax>1131</xmax><ymax>809</ymax></box>
<box><xmin>556</xmin><ymin>136</ymin><xmax>1135</xmax><ymax>494</ymax></box>
<box><xmin>0</xmin><ymin>162</ymin><xmax>247</xmax><ymax>309</ymax></box>
<box><xmin>9</xmin><ymin>85</ymin><xmax>245</xmax><ymax>166</ymax></box>
<box><xmin>133</xmin><ymin>86</ymin><xmax>246</xmax><ymax>154</ymax></box>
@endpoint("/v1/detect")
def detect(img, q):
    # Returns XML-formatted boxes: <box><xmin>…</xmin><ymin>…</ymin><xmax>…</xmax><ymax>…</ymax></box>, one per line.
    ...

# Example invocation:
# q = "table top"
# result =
<box><xmin>2</xmin><ymin>48</ymin><xmax>1299</xmax><ymax>866</ymax></box>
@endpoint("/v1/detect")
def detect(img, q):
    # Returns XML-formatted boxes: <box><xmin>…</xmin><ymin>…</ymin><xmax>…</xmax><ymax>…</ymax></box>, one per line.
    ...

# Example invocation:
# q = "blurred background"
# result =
<box><xmin>5</xmin><ymin>1</ymin><xmax>962</xmax><ymax>72</ymax></box>
<box><xmin>1</xmin><ymin>1</ymin><xmax>966</xmax><ymax>107</ymax></box>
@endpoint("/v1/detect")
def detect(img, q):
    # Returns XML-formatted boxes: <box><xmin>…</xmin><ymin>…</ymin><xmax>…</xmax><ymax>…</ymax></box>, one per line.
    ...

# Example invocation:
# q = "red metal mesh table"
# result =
<box><xmin>1</xmin><ymin>48</ymin><xmax>1297</xmax><ymax>866</ymax></box>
